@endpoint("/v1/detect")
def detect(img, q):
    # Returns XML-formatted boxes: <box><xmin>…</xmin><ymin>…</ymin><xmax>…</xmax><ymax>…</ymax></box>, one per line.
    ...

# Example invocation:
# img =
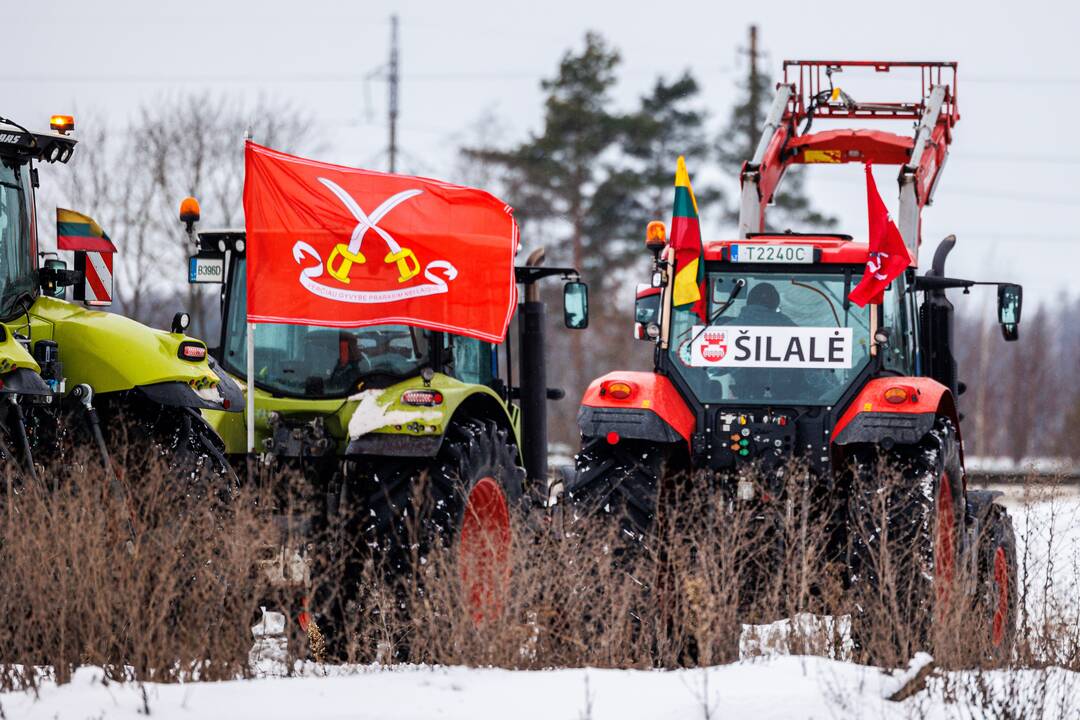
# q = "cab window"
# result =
<box><xmin>449</xmin><ymin>335</ymin><xmax>496</xmax><ymax>386</ymax></box>
<box><xmin>881</xmin><ymin>276</ymin><xmax>916</xmax><ymax>375</ymax></box>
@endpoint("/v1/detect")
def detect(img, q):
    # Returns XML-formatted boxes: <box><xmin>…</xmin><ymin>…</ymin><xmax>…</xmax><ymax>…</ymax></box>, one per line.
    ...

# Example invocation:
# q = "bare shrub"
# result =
<box><xmin>0</xmin><ymin>444</ymin><xmax>276</xmax><ymax>691</ymax></box>
<box><xmin>2</xmin><ymin>442</ymin><xmax>1078</xmax><ymax>720</ymax></box>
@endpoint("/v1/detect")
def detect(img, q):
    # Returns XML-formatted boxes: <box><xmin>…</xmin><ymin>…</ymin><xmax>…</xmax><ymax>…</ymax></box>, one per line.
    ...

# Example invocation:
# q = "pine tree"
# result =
<box><xmin>461</xmin><ymin>31</ymin><xmax>623</xmax><ymax>286</ymax></box>
<box><xmin>617</xmin><ymin>71</ymin><xmax>718</xmax><ymax>222</ymax></box>
<box><xmin>716</xmin><ymin>26</ymin><xmax>836</xmax><ymax>230</ymax></box>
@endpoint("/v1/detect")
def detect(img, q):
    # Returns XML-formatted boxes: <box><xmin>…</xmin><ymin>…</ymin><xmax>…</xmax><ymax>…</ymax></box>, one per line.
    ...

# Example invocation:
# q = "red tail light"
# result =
<box><xmin>402</xmin><ymin>389</ymin><xmax>443</xmax><ymax>406</ymax></box>
<box><xmin>178</xmin><ymin>342</ymin><xmax>207</xmax><ymax>361</ymax></box>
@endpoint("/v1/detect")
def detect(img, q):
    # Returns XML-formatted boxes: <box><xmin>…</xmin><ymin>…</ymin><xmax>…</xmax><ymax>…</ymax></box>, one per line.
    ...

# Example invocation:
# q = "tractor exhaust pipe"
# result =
<box><xmin>518</xmin><ymin>248</ymin><xmax>548</xmax><ymax>485</ymax></box>
<box><xmin>929</xmin><ymin>234</ymin><xmax>956</xmax><ymax>278</ymax></box>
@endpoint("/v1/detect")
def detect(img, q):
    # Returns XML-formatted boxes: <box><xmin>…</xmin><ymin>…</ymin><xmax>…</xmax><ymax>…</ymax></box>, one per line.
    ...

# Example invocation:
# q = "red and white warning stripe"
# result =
<box><xmin>83</xmin><ymin>251</ymin><xmax>113</xmax><ymax>306</ymax></box>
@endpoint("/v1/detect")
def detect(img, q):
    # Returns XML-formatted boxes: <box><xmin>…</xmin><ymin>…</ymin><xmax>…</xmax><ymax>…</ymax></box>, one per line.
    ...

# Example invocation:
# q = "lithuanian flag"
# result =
<box><xmin>671</xmin><ymin>156</ymin><xmax>705</xmax><ymax>321</ymax></box>
<box><xmin>56</xmin><ymin>208</ymin><xmax>116</xmax><ymax>253</ymax></box>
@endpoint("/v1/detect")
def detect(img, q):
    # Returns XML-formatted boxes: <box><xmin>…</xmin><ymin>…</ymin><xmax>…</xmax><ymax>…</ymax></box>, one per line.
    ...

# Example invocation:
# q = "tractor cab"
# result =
<box><xmin>629</xmin><ymin>232</ymin><xmax>912</xmax><ymax>473</ymax></box>
<box><xmin>0</xmin><ymin>116</ymin><xmax>79</xmax><ymax>320</ymax></box>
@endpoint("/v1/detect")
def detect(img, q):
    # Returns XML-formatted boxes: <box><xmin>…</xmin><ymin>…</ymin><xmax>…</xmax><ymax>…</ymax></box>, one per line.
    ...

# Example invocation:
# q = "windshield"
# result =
<box><xmin>222</xmin><ymin>258</ymin><xmax>431</xmax><ymax>397</ymax></box>
<box><xmin>0</xmin><ymin>160</ymin><xmax>37</xmax><ymax>319</ymax></box>
<box><xmin>669</xmin><ymin>269</ymin><xmax>872</xmax><ymax>406</ymax></box>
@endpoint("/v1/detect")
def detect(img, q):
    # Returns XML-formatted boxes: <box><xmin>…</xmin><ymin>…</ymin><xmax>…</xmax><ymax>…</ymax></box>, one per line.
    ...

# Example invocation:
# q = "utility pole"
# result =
<box><xmin>388</xmin><ymin>14</ymin><xmax>400</xmax><ymax>173</ymax></box>
<box><xmin>746</xmin><ymin>25</ymin><xmax>763</xmax><ymax>134</ymax></box>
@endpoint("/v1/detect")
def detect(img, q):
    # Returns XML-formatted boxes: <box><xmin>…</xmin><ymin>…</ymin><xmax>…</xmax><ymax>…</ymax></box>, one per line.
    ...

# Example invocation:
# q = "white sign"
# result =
<box><xmin>690</xmin><ymin>325</ymin><xmax>853</xmax><ymax>369</ymax></box>
<box><xmin>730</xmin><ymin>244</ymin><xmax>814</xmax><ymax>264</ymax></box>
<box><xmin>189</xmin><ymin>255</ymin><xmax>225</xmax><ymax>283</ymax></box>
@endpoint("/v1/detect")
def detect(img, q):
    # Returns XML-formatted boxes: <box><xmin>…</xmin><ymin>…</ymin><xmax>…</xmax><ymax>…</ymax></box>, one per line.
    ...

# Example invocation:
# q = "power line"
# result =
<box><xmin>0</xmin><ymin>67</ymin><xmax>733</xmax><ymax>85</ymax></box>
<box><xmin>809</xmin><ymin>175</ymin><xmax>1080</xmax><ymax>206</ymax></box>
<box><xmin>966</xmin><ymin>75</ymin><xmax>1080</xmax><ymax>85</ymax></box>
<box><xmin>961</xmin><ymin>152</ymin><xmax>1080</xmax><ymax>166</ymax></box>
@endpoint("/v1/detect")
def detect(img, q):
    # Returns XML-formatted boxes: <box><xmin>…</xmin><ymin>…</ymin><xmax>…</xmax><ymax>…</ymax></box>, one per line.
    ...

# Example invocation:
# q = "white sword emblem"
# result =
<box><xmin>318</xmin><ymin>177</ymin><xmax>423</xmax><ymax>284</ymax></box>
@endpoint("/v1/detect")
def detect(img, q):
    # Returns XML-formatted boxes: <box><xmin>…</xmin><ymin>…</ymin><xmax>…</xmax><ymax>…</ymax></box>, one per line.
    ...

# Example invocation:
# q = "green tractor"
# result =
<box><xmin>181</xmin><ymin>203</ymin><xmax>587</xmax><ymax>628</ymax></box>
<box><xmin>0</xmin><ymin>114</ymin><xmax>241</xmax><ymax>481</ymax></box>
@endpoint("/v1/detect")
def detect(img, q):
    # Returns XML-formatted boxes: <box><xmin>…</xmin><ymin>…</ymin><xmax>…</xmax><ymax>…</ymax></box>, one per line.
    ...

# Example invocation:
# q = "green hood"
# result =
<box><xmin>29</xmin><ymin>295</ymin><xmax>224</xmax><ymax>395</ymax></box>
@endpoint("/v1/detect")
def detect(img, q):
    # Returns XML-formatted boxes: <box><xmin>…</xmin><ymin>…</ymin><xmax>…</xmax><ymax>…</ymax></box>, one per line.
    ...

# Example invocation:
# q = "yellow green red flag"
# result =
<box><xmin>670</xmin><ymin>156</ymin><xmax>705</xmax><ymax>321</ymax></box>
<box><xmin>56</xmin><ymin>208</ymin><xmax>116</xmax><ymax>253</ymax></box>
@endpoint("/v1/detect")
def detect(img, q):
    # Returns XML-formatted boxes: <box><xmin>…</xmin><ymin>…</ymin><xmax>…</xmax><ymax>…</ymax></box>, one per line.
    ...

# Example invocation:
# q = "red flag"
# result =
<box><xmin>242</xmin><ymin>142</ymin><xmax>518</xmax><ymax>343</ymax></box>
<box><xmin>848</xmin><ymin>164</ymin><xmax>912</xmax><ymax>307</ymax></box>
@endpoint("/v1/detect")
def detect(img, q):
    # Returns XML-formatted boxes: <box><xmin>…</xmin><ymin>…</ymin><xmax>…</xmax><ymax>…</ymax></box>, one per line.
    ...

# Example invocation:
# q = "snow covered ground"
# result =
<box><xmin>3</xmin><ymin>484</ymin><xmax>1078</xmax><ymax>719</ymax></box>
<box><xmin>2</xmin><ymin>657</ymin><xmax>1076</xmax><ymax>720</ymax></box>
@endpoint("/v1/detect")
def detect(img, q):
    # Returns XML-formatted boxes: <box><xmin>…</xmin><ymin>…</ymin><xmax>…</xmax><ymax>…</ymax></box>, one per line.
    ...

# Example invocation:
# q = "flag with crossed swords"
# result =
<box><xmin>242</xmin><ymin>142</ymin><xmax>519</xmax><ymax>343</ymax></box>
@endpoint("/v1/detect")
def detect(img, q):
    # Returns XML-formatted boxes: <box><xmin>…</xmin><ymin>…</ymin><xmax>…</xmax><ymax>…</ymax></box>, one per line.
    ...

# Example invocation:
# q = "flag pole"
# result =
<box><xmin>243</xmin><ymin>125</ymin><xmax>256</xmax><ymax>457</ymax></box>
<box><xmin>246</xmin><ymin>321</ymin><xmax>255</xmax><ymax>455</ymax></box>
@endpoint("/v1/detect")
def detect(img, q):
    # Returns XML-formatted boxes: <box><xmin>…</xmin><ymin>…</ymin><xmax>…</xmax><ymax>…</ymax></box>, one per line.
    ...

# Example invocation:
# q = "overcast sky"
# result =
<box><xmin>5</xmin><ymin>0</ymin><xmax>1078</xmax><ymax>310</ymax></box>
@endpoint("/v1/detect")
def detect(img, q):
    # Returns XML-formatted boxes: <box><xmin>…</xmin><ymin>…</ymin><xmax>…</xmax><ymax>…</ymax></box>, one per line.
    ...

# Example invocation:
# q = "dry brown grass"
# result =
<box><xmin>310</xmin><ymin>465</ymin><xmax>1080</xmax><ymax>676</ymax></box>
<box><xmin>0</xmin><ymin>445</ymin><xmax>276</xmax><ymax>691</ymax></box>
<box><xmin>2</xmin><ymin>450</ymin><xmax>1078</xmax><ymax>701</ymax></box>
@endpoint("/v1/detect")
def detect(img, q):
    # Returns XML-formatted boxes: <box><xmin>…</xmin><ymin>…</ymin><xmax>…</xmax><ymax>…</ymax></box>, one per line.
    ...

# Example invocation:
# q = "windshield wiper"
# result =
<box><xmin>682</xmin><ymin>279</ymin><xmax>746</xmax><ymax>343</ymax></box>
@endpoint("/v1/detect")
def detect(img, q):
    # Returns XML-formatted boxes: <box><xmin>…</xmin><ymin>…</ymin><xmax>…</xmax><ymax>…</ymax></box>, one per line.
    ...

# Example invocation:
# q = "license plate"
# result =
<box><xmin>189</xmin><ymin>255</ymin><xmax>225</xmax><ymax>283</ymax></box>
<box><xmin>730</xmin><ymin>244</ymin><xmax>813</xmax><ymax>264</ymax></box>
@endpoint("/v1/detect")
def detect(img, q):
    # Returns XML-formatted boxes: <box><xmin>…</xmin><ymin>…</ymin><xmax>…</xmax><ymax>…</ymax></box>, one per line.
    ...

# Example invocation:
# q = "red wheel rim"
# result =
<box><xmin>459</xmin><ymin>476</ymin><xmax>511</xmax><ymax>624</ymax></box>
<box><xmin>935</xmin><ymin>472</ymin><xmax>956</xmax><ymax>611</ymax></box>
<box><xmin>992</xmin><ymin>546</ymin><xmax>1009</xmax><ymax>647</ymax></box>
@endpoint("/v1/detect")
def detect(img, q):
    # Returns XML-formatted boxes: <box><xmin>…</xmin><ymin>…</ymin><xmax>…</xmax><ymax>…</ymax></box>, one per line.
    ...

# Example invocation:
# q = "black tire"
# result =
<box><xmin>978</xmin><ymin>503</ymin><xmax>1017</xmax><ymax>661</ymax></box>
<box><xmin>124</xmin><ymin>403</ymin><xmax>238</xmax><ymax>497</ymax></box>
<box><xmin>58</xmin><ymin>391</ymin><xmax>237</xmax><ymax>496</ymax></box>
<box><xmin>847</xmin><ymin>416</ymin><xmax>964</xmax><ymax>660</ymax></box>
<box><xmin>566</xmin><ymin>437</ymin><xmax>667</xmax><ymax>541</ymax></box>
<box><xmin>357</xmin><ymin>418</ymin><xmax>525</xmax><ymax>569</ymax></box>
<box><xmin>316</xmin><ymin>417</ymin><xmax>525</xmax><ymax>660</ymax></box>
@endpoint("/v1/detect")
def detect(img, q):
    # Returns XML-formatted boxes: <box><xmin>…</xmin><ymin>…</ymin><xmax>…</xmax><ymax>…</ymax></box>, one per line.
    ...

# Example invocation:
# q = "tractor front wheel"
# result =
<box><xmin>565</xmin><ymin>437</ymin><xmax>668</xmax><ymax>542</ymax></box>
<box><xmin>847</xmin><ymin>416</ymin><xmax>964</xmax><ymax>662</ymax></box>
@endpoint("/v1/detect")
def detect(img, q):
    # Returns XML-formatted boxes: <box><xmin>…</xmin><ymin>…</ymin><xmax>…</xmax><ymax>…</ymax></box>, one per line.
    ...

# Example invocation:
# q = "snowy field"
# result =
<box><xmin>3</xmin><ymin>657</ymin><xmax>1077</xmax><ymax>720</ymax></box>
<box><xmin>3</xmin><ymin>483</ymin><xmax>1078</xmax><ymax>720</ymax></box>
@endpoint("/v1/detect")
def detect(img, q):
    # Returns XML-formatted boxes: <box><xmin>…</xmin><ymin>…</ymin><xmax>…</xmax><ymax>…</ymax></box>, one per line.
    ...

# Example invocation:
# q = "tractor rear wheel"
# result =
<box><xmin>357</xmin><ymin>418</ymin><xmax>525</xmax><ymax>572</ymax></box>
<box><xmin>978</xmin><ymin>503</ymin><xmax>1017</xmax><ymax>661</ymax></box>
<box><xmin>847</xmin><ymin>416</ymin><xmax>964</xmax><ymax>661</ymax></box>
<box><xmin>320</xmin><ymin>418</ymin><xmax>525</xmax><ymax>660</ymax></box>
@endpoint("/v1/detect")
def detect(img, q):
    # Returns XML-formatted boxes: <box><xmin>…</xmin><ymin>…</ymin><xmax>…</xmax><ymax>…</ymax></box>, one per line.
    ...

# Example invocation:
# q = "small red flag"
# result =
<box><xmin>242</xmin><ymin>142</ymin><xmax>519</xmax><ymax>343</ymax></box>
<box><xmin>848</xmin><ymin>164</ymin><xmax>911</xmax><ymax>307</ymax></box>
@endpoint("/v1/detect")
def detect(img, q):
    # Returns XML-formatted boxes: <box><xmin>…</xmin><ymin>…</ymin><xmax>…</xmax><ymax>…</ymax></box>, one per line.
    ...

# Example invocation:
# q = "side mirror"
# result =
<box><xmin>997</xmin><ymin>283</ymin><xmax>1022</xmax><ymax>342</ymax></box>
<box><xmin>563</xmin><ymin>281</ymin><xmax>589</xmax><ymax>329</ymax></box>
<box><xmin>41</xmin><ymin>258</ymin><xmax>69</xmax><ymax>299</ymax></box>
<box><xmin>634</xmin><ymin>284</ymin><xmax>661</xmax><ymax>341</ymax></box>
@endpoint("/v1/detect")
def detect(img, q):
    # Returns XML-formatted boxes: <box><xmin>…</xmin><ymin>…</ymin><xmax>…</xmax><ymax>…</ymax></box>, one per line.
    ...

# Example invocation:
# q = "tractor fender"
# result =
<box><xmin>832</xmin><ymin>376</ymin><xmax>961</xmax><ymax>449</ymax></box>
<box><xmin>0</xmin><ymin>323</ymin><xmax>41</xmax><ymax>376</ymax></box>
<box><xmin>0</xmin><ymin>324</ymin><xmax>50</xmax><ymax>396</ymax></box>
<box><xmin>344</xmin><ymin>374</ymin><xmax>519</xmax><ymax>459</ymax></box>
<box><xmin>28</xmin><ymin>296</ymin><xmax>232</xmax><ymax>410</ymax></box>
<box><xmin>578</xmin><ymin>371</ymin><xmax>695</xmax><ymax>444</ymax></box>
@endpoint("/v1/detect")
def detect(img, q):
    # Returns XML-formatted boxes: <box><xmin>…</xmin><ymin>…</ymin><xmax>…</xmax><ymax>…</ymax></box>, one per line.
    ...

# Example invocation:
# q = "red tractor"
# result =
<box><xmin>569</xmin><ymin>61</ymin><xmax>1022</xmax><ymax>653</ymax></box>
